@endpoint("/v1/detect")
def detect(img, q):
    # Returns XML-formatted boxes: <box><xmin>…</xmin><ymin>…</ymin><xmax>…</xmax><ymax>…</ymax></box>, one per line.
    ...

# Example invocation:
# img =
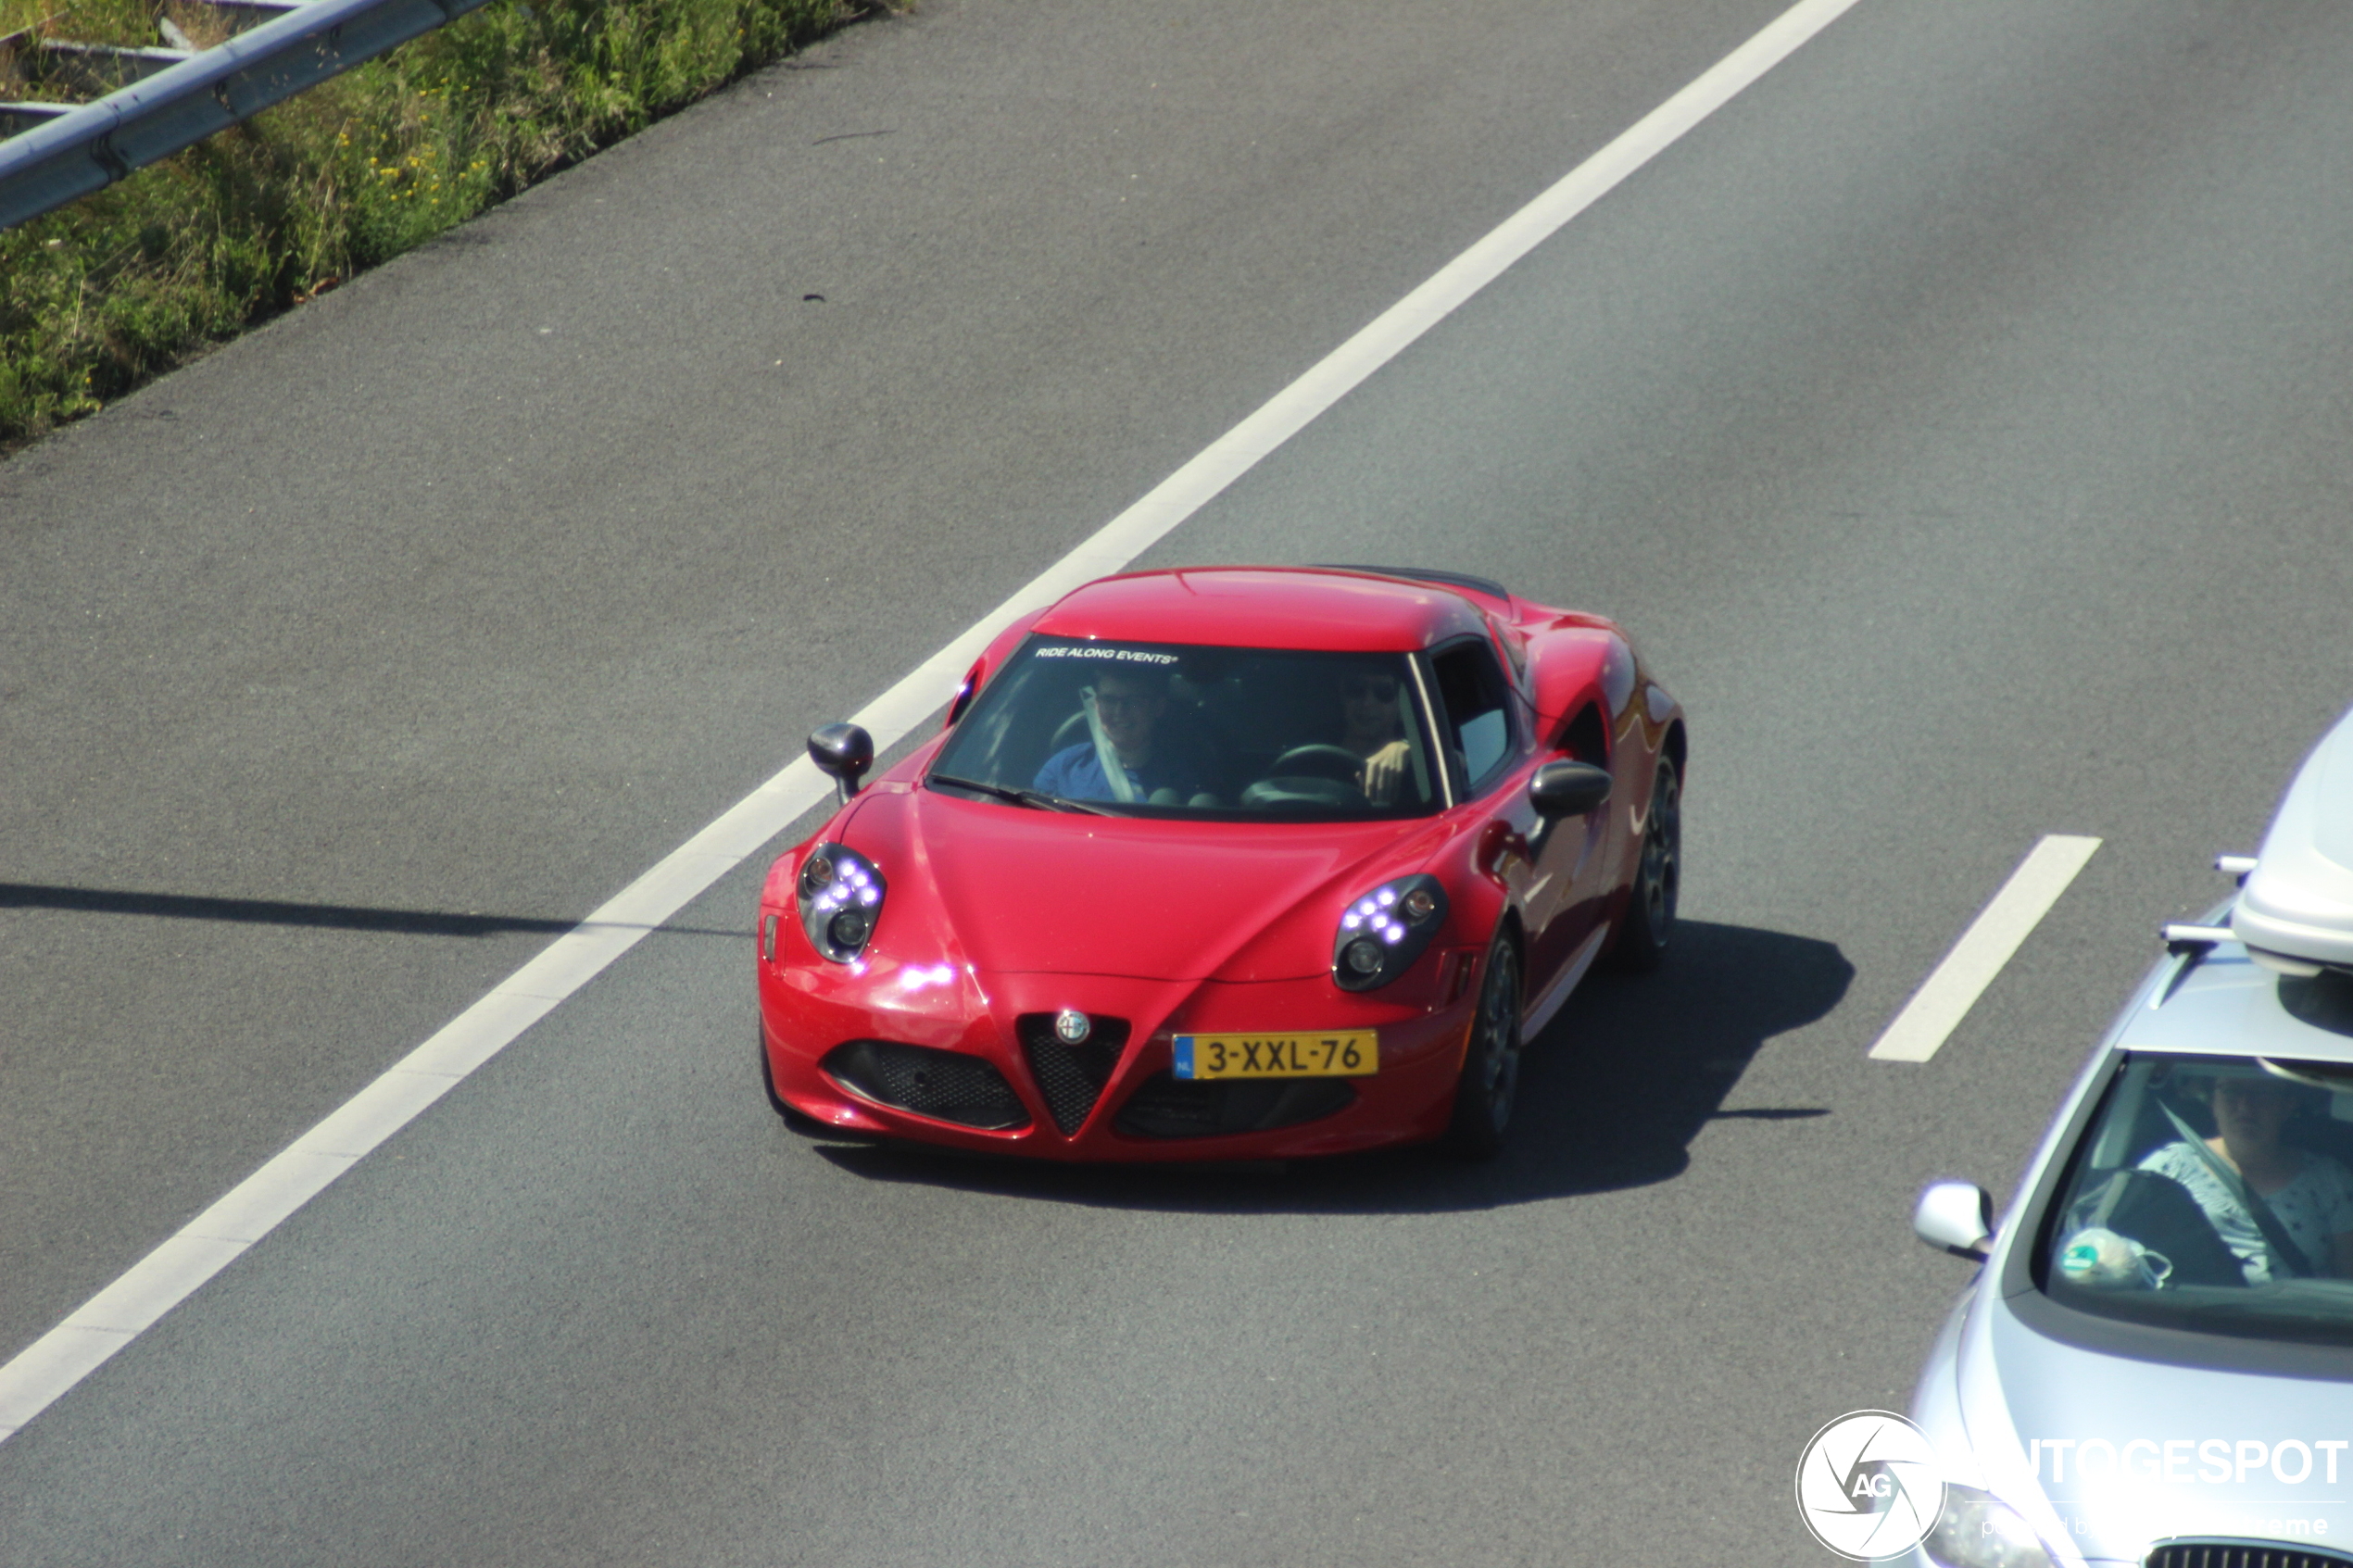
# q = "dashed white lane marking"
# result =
<box><xmin>1868</xmin><ymin>835</ymin><xmax>2103</xmax><ymax>1063</ymax></box>
<box><xmin>0</xmin><ymin>0</ymin><xmax>1871</xmax><ymax>1443</ymax></box>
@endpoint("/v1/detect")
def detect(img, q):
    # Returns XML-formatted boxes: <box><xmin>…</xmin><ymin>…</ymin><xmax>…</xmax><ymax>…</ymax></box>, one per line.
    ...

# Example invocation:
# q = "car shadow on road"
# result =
<box><xmin>0</xmin><ymin>880</ymin><xmax>741</xmax><ymax>938</ymax></box>
<box><xmin>808</xmin><ymin>919</ymin><xmax>1852</xmax><ymax>1214</ymax></box>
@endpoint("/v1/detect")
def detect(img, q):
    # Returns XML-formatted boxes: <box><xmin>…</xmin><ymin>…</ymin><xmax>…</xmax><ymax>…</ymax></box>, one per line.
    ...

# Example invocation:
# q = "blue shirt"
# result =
<box><xmin>1033</xmin><ymin>742</ymin><xmax>1206</xmax><ymax>803</ymax></box>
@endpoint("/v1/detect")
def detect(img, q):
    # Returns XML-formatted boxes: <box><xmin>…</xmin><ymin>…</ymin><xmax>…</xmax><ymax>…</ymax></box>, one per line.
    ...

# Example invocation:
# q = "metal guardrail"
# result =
<box><xmin>0</xmin><ymin>0</ymin><xmax>494</xmax><ymax>230</ymax></box>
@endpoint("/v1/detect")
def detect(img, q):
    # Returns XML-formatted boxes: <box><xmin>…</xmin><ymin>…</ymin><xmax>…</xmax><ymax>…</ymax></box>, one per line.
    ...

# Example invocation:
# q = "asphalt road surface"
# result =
<box><xmin>6</xmin><ymin>0</ymin><xmax>2353</xmax><ymax>1562</ymax></box>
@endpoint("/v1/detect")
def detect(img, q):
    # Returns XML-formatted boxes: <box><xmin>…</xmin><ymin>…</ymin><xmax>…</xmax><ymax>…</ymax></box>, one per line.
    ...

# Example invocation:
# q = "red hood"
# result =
<box><xmin>842</xmin><ymin>785</ymin><xmax>1448</xmax><ymax>981</ymax></box>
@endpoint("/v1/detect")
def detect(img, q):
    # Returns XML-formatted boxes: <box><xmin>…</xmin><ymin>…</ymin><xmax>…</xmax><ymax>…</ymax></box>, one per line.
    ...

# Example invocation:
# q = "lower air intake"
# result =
<box><xmin>2148</xmin><ymin>1547</ymin><xmax>2353</xmax><ymax>1568</ymax></box>
<box><xmin>1114</xmin><ymin>1073</ymin><xmax>1356</xmax><ymax>1139</ymax></box>
<box><xmin>1017</xmin><ymin>1014</ymin><xmax>1130</xmax><ymax>1135</ymax></box>
<box><xmin>822</xmin><ymin>1041</ymin><xmax>1029</xmax><ymax>1131</ymax></box>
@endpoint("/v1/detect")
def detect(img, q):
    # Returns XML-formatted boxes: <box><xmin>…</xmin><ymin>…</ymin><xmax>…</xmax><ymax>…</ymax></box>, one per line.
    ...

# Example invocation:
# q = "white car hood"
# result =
<box><xmin>1938</xmin><ymin>1286</ymin><xmax>2353</xmax><ymax>1565</ymax></box>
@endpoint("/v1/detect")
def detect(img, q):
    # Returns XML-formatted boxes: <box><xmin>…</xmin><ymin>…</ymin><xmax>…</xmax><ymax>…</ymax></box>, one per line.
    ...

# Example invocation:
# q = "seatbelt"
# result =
<box><xmin>1078</xmin><ymin>687</ymin><xmax>1139</xmax><ymax>804</ymax></box>
<box><xmin>2157</xmin><ymin>1101</ymin><xmax>2315</xmax><ymax>1278</ymax></box>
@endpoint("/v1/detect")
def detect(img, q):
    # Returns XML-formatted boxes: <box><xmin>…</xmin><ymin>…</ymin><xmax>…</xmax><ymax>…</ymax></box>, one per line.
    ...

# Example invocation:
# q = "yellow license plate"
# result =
<box><xmin>1173</xmin><ymin>1031</ymin><xmax>1378</xmax><ymax>1080</ymax></box>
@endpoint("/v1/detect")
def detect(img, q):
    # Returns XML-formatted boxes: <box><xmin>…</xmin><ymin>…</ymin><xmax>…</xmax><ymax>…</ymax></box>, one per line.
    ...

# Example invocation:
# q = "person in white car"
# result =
<box><xmin>2137</xmin><ymin>1072</ymin><xmax>2353</xmax><ymax>1282</ymax></box>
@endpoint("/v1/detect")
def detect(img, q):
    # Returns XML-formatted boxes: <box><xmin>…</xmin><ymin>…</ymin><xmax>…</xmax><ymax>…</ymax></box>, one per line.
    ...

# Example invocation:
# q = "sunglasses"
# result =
<box><xmin>1344</xmin><ymin>677</ymin><xmax>1399</xmax><ymax>702</ymax></box>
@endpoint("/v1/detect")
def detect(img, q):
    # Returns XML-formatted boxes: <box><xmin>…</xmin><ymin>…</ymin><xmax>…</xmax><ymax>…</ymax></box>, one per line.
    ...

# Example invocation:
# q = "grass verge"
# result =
<box><xmin>0</xmin><ymin>0</ymin><xmax>873</xmax><ymax>450</ymax></box>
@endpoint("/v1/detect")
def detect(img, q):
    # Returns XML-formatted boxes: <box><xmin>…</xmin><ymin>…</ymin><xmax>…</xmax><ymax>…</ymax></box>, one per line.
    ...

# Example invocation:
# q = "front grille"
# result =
<box><xmin>822</xmin><ymin>1041</ymin><xmax>1029</xmax><ymax>1131</ymax></box>
<box><xmin>1017</xmin><ymin>1014</ymin><xmax>1130</xmax><ymax>1135</ymax></box>
<box><xmin>1114</xmin><ymin>1072</ymin><xmax>1356</xmax><ymax>1139</ymax></box>
<box><xmin>2149</xmin><ymin>1545</ymin><xmax>2353</xmax><ymax>1568</ymax></box>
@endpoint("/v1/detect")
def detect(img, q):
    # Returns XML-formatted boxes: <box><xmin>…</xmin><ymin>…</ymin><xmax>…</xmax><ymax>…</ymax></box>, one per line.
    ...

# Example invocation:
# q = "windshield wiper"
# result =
<box><xmin>928</xmin><ymin>773</ymin><xmax>1116</xmax><ymax>815</ymax></box>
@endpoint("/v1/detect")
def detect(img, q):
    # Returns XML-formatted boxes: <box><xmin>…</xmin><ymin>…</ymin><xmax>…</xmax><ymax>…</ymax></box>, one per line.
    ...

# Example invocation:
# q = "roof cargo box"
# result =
<box><xmin>2233</xmin><ymin>705</ymin><xmax>2353</xmax><ymax>973</ymax></box>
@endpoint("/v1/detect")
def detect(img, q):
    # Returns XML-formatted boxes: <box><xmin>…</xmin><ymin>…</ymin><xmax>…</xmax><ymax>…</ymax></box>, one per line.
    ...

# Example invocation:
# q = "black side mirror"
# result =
<box><xmin>809</xmin><ymin>722</ymin><xmax>875</xmax><ymax>802</ymax></box>
<box><xmin>1529</xmin><ymin>759</ymin><xmax>1611</xmax><ymax>820</ymax></box>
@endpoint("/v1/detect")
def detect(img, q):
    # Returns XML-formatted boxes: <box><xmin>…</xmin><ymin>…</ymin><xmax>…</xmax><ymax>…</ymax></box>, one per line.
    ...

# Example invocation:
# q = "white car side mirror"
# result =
<box><xmin>1914</xmin><ymin>1180</ymin><xmax>1994</xmax><ymax>1261</ymax></box>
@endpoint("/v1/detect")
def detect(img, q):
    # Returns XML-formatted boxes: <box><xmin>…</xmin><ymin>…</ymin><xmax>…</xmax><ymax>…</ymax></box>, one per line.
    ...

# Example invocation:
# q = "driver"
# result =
<box><xmin>2137</xmin><ymin>1073</ymin><xmax>2353</xmax><ymax>1282</ymax></box>
<box><xmin>1339</xmin><ymin>666</ymin><xmax>1416</xmax><ymax>806</ymax></box>
<box><xmin>1033</xmin><ymin>667</ymin><xmax>1210</xmax><ymax>804</ymax></box>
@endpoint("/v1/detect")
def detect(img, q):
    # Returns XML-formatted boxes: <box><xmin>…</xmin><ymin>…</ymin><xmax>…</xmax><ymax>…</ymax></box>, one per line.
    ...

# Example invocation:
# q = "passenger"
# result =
<box><xmin>2137</xmin><ymin>1073</ymin><xmax>2353</xmax><ymax>1282</ymax></box>
<box><xmin>1032</xmin><ymin>667</ymin><xmax>1211</xmax><ymax>804</ymax></box>
<box><xmin>1339</xmin><ymin>667</ymin><xmax>1415</xmax><ymax>806</ymax></box>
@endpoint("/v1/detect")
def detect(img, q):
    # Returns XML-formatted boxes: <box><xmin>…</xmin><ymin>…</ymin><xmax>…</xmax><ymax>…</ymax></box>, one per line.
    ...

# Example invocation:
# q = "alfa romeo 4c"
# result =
<box><xmin>755</xmin><ymin>565</ymin><xmax>1685</xmax><ymax>1161</ymax></box>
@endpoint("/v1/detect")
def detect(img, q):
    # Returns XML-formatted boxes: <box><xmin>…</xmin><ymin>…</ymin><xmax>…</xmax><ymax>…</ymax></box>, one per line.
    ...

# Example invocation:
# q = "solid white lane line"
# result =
<box><xmin>0</xmin><ymin>0</ymin><xmax>1871</xmax><ymax>1443</ymax></box>
<box><xmin>1867</xmin><ymin>835</ymin><xmax>2103</xmax><ymax>1064</ymax></box>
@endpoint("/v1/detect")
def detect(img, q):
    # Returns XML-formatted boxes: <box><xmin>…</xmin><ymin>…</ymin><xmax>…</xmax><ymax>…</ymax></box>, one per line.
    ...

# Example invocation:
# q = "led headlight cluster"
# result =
<box><xmin>799</xmin><ymin>843</ymin><xmax>887</xmax><ymax>963</ymax></box>
<box><xmin>1331</xmin><ymin>874</ymin><xmax>1448</xmax><ymax>992</ymax></box>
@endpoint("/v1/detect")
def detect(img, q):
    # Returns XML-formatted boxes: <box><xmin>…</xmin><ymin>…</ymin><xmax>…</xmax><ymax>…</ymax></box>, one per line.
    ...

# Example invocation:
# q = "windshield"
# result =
<box><xmin>929</xmin><ymin>636</ymin><xmax>1442</xmax><ymax>819</ymax></box>
<box><xmin>2041</xmin><ymin>1051</ymin><xmax>2353</xmax><ymax>1345</ymax></box>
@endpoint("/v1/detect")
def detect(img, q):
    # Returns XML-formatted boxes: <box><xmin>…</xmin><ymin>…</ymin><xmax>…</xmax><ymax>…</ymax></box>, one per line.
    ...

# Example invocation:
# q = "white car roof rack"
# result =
<box><xmin>2233</xmin><ymin>705</ymin><xmax>2353</xmax><ymax>975</ymax></box>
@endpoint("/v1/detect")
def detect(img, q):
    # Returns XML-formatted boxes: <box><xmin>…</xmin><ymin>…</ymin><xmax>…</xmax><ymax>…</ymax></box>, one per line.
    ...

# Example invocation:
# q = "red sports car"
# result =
<box><xmin>756</xmin><ymin>566</ymin><xmax>1684</xmax><ymax>1160</ymax></box>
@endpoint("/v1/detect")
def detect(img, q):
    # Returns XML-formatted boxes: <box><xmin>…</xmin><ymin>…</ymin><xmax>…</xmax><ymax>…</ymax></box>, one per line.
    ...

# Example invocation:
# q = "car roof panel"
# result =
<box><xmin>2116</xmin><ymin>947</ymin><xmax>2353</xmax><ymax>1064</ymax></box>
<box><xmin>1030</xmin><ymin>567</ymin><xmax>1492</xmax><ymax>651</ymax></box>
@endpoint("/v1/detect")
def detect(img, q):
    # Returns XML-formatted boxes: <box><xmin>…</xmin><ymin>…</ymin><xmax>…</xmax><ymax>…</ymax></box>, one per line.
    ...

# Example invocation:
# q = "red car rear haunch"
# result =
<box><xmin>756</xmin><ymin>566</ymin><xmax>1684</xmax><ymax>1160</ymax></box>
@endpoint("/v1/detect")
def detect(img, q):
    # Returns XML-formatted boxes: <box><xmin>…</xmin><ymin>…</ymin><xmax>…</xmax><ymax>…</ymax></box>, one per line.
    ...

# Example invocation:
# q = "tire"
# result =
<box><xmin>1447</xmin><ymin>934</ymin><xmax>1523</xmax><ymax>1160</ymax></box>
<box><xmin>1610</xmin><ymin>755</ymin><xmax>1680</xmax><ymax>972</ymax></box>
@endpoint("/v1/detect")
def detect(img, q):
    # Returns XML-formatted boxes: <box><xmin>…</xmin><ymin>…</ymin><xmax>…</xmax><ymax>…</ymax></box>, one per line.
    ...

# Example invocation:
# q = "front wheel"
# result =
<box><xmin>1610</xmin><ymin>756</ymin><xmax>1680</xmax><ymax>972</ymax></box>
<box><xmin>1447</xmin><ymin>935</ymin><xmax>1523</xmax><ymax>1160</ymax></box>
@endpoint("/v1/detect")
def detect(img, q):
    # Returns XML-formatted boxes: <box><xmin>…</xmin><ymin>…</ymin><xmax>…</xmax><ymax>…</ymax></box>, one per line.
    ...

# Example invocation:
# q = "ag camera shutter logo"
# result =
<box><xmin>1795</xmin><ymin>1411</ymin><xmax>1945</xmax><ymax>1561</ymax></box>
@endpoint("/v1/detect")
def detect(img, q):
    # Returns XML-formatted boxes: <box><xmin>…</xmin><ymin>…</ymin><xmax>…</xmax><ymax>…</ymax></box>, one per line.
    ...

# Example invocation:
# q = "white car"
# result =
<box><xmin>1892</xmin><ymin>708</ymin><xmax>2353</xmax><ymax>1568</ymax></box>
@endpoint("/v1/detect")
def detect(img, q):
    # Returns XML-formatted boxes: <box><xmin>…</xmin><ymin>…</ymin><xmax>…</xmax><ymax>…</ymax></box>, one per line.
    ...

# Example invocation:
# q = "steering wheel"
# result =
<box><xmin>1265</xmin><ymin>744</ymin><xmax>1362</xmax><ymax>782</ymax></box>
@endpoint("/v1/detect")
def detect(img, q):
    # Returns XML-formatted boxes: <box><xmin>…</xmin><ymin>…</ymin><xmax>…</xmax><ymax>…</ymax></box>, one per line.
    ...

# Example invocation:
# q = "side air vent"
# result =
<box><xmin>2147</xmin><ymin>1544</ymin><xmax>2353</xmax><ymax>1568</ymax></box>
<box><xmin>1016</xmin><ymin>1014</ymin><xmax>1130</xmax><ymax>1135</ymax></box>
<box><xmin>1114</xmin><ymin>1073</ymin><xmax>1355</xmax><ymax>1139</ymax></box>
<box><xmin>822</xmin><ymin>1041</ymin><xmax>1029</xmax><ymax>1131</ymax></box>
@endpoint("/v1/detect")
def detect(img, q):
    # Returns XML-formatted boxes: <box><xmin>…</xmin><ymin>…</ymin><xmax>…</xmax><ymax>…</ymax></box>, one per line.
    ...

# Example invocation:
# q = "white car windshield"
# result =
<box><xmin>928</xmin><ymin>637</ymin><xmax>1442</xmax><ymax>819</ymax></box>
<box><xmin>2043</xmin><ymin>1051</ymin><xmax>2353</xmax><ymax>1343</ymax></box>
